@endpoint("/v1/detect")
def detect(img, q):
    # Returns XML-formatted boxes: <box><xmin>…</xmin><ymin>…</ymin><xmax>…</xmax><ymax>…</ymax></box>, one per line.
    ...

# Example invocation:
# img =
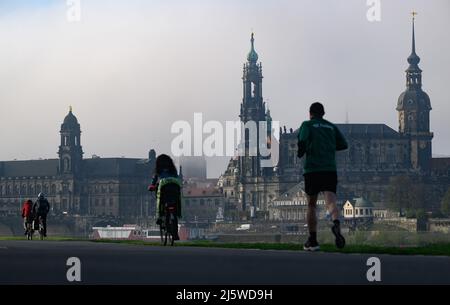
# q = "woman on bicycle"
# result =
<box><xmin>148</xmin><ymin>154</ymin><xmax>182</xmax><ymax>240</ymax></box>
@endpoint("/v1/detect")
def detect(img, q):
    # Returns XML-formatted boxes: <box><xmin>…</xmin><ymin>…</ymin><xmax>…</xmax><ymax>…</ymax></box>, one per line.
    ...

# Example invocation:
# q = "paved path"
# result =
<box><xmin>0</xmin><ymin>240</ymin><xmax>449</xmax><ymax>284</ymax></box>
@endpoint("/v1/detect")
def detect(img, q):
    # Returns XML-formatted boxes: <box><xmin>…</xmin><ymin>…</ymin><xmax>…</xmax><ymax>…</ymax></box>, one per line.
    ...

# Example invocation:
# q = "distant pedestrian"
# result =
<box><xmin>297</xmin><ymin>102</ymin><xmax>348</xmax><ymax>251</ymax></box>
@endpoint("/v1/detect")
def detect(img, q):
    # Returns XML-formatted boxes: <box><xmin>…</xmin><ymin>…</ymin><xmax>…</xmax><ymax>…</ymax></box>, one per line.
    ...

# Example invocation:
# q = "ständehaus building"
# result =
<box><xmin>219</xmin><ymin>19</ymin><xmax>450</xmax><ymax>219</ymax></box>
<box><xmin>0</xmin><ymin>108</ymin><xmax>156</xmax><ymax>218</ymax></box>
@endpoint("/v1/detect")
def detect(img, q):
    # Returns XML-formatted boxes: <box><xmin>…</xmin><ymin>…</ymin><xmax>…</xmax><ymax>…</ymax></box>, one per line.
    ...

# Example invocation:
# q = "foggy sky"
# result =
<box><xmin>0</xmin><ymin>0</ymin><xmax>449</xmax><ymax>178</ymax></box>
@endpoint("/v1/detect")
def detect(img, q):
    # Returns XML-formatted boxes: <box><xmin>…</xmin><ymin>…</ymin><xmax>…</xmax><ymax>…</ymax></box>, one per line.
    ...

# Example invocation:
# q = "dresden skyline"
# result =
<box><xmin>0</xmin><ymin>0</ymin><xmax>449</xmax><ymax>178</ymax></box>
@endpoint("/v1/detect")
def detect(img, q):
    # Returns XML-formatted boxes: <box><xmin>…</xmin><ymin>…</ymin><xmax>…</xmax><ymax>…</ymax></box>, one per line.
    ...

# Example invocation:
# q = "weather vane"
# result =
<box><xmin>411</xmin><ymin>11</ymin><xmax>418</xmax><ymax>20</ymax></box>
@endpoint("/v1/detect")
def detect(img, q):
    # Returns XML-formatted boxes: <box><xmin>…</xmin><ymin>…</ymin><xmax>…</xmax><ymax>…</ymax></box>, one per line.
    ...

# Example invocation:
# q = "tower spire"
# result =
<box><xmin>406</xmin><ymin>11</ymin><xmax>422</xmax><ymax>89</ymax></box>
<box><xmin>411</xmin><ymin>11</ymin><xmax>417</xmax><ymax>55</ymax></box>
<box><xmin>247</xmin><ymin>32</ymin><xmax>259</xmax><ymax>63</ymax></box>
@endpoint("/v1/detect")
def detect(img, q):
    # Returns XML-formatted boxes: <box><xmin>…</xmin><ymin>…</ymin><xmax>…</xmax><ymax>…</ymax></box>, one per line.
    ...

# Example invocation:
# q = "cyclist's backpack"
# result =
<box><xmin>36</xmin><ymin>199</ymin><xmax>49</xmax><ymax>214</ymax></box>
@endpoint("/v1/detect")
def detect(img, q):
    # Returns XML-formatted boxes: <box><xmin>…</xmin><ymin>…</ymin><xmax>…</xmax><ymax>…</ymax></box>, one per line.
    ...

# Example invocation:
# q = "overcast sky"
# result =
<box><xmin>0</xmin><ymin>0</ymin><xmax>449</xmax><ymax>178</ymax></box>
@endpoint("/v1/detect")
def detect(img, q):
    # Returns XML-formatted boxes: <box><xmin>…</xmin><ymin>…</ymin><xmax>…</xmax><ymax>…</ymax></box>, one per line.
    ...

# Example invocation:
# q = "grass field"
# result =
<box><xmin>2</xmin><ymin>236</ymin><xmax>450</xmax><ymax>256</ymax></box>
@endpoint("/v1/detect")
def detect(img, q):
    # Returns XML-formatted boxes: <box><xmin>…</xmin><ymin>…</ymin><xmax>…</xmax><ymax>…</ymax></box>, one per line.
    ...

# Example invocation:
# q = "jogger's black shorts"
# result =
<box><xmin>303</xmin><ymin>171</ymin><xmax>337</xmax><ymax>196</ymax></box>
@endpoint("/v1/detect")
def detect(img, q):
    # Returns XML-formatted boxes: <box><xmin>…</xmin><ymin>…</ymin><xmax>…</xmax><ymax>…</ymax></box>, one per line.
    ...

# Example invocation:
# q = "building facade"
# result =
<box><xmin>0</xmin><ymin>109</ymin><xmax>156</xmax><ymax>219</ymax></box>
<box><xmin>220</xmin><ymin>18</ymin><xmax>450</xmax><ymax>219</ymax></box>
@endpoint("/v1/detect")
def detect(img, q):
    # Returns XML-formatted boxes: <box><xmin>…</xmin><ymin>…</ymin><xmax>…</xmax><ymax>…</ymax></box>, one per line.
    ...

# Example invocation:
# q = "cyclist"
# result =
<box><xmin>32</xmin><ymin>193</ymin><xmax>50</xmax><ymax>237</ymax></box>
<box><xmin>148</xmin><ymin>154</ymin><xmax>182</xmax><ymax>240</ymax></box>
<box><xmin>21</xmin><ymin>199</ymin><xmax>33</xmax><ymax>235</ymax></box>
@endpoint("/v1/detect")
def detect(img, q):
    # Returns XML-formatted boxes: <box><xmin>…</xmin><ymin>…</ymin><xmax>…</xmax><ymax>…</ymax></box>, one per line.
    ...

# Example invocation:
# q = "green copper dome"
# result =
<box><xmin>247</xmin><ymin>33</ymin><xmax>258</xmax><ymax>63</ymax></box>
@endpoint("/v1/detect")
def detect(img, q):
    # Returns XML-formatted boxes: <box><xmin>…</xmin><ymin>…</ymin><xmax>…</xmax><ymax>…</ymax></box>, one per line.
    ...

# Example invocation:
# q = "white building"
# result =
<box><xmin>269</xmin><ymin>183</ymin><xmax>328</xmax><ymax>221</ymax></box>
<box><xmin>343</xmin><ymin>197</ymin><xmax>374</xmax><ymax>221</ymax></box>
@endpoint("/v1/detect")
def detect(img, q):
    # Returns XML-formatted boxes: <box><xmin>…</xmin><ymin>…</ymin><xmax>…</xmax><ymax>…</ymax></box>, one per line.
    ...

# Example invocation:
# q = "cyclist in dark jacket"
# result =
<box><xmin>32</xmin><ymin>193</ymin><xmax>50</xmax><ymax>237</ymax></box>
<box><xmin>148</xmin><ymin>154</ymin><xmax>182</xmax><ymax>240</ymax></box>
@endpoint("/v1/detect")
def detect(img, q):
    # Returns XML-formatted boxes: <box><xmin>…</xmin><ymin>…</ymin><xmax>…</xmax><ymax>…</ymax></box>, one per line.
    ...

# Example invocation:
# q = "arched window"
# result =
<box><xmin>75</xmin><ymin>136</ymin><xmax>78</xmax><ymax>146</ymax></box>
<box><xmin>51</xmin><ymin>185</ymin><xmax>57</xmax><ymax>195</ymax></box>
<box><xmin>64</xmin><ymin>158</ymin><xmax>70</xmax><ymax>172</ymax></box>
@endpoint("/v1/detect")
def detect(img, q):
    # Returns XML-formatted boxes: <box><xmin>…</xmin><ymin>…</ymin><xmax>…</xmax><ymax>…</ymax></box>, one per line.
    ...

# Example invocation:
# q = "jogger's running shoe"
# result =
<box><xmin>331</xmin><ymin>222</ymin><xmax>346</xmax><ymax>249</ymax></box>
<box><xmin>303</xmin><ymin>238</ymin><xmax>320</xmax><ymax>251</ymax></box>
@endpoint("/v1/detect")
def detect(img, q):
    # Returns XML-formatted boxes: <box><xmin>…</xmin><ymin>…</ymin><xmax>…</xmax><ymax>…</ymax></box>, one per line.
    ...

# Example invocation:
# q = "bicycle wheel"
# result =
<box><xmin>164</xmin><ymin>231</ymin><xmax>168</xmax><ymax>246</ymax></box>
<box><xmin>170</xmin><ymin>232</ymin><xmax>175</xmax><ymax>246</ymax></box>
<box><xmin>27</xmin><ymin>228</ymin><xmax>32</xmax><ymax>240</ymax></box>
<box><xmin>160</xmin><ymin>225</ymin><xmax>164</xmax><ymax>245</ymax></box>
<box><xmin>39</xmin><ymin>224</ymin><xmax>44</xmax><ymax>240</ymax></box>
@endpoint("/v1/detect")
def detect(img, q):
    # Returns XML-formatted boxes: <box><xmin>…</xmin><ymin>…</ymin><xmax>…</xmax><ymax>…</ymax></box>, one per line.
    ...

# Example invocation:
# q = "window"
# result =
<box><xmin>200</xmin><ymin>199</ymin><xmax>204</xmax><ymax>206</ymax></box>
<box><xmin>355</xmin><ymin>209</ymin><xmax>358</xmax><ymax>215</ymax></box>
<box><xmin>365</xmin><ymin>209</ymin><xmax>369</xmax><ymax>215</ymax></box>
<box><xmin>109</xmin><ymin>198</ymin><xmax>114</xmax><ymax>206</ymax></box>
<box><xmin>64</xmin><ymin>158</ymin><xmax>70</xmax><ymax>172</ymax></box>
<box><xmin>102</xmin><ymin>199</ymin><xmax>106</xmax><ymax>207</ymax></box>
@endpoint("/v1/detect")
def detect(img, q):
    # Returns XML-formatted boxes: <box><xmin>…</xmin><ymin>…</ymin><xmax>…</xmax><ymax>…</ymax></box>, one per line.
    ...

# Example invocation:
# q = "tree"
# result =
<box><xmin>441</xmin><ymin>187</ymin><xmax>450</xmax><ymax>217</ymax></box>
<box><xmin>387</xmin><ymin>176</ymin><xmax>427</xmax><ymax>215</ymax></box>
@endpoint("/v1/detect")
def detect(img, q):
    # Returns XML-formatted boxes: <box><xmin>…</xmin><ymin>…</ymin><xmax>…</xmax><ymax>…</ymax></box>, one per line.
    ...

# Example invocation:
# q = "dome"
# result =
<box><xmin>61</xmin><ymin>107</ymin><xmax>80</xmax><ymax>130</ymax></box>
<box><xmin>353</xmin><ymin>197</ymin><xmax>373</xmax><ymax>208</ymax></box>
<box><xmin>247</xmin><ymin>33</ymin><xmax>258</xmax><ymax>63</ymax></box>
<box><xmin>397</xmin><ymin>89</ymin><xmax>431</xmax><ymax>111</ymax></box>
<box><xmin>247</xmin><ymin>49</ymin><xmax>258</xmax><ymax>63</ymax></box>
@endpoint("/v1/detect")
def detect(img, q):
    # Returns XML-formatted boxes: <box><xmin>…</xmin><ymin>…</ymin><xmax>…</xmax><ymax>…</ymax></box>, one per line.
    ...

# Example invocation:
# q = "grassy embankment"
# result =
<box><xmin>2</xmin><ymin>236</ymin><xmax>450</xmax><ymax>256</ymax></box>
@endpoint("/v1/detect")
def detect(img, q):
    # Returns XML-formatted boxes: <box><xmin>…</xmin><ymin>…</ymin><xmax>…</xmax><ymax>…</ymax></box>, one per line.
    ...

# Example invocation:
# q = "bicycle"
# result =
<box><xmin>159</xmin><ymin>203</ymin><xmax>178</xmax><ymax>246</ymax></box>
<box><xmin>25</xmin><ymin>220</ymin><xmax>33</xmax><ymax>240</ymax></box>
<box><xmin>33</xmin><ymin>216</ymin><xmax>45</xmax><ymax>240</ymax></box>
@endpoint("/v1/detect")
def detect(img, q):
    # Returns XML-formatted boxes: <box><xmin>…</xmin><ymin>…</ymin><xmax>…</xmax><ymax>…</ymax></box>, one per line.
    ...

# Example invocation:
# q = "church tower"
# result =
<box><xmin>397</xmin><ymin>13</ymin><xmax>433</xmax><ymax>173</ymax></box>
<box><xmin>58</xmin><ymin>107</ymin><xmax>83</xmax><ymax>175</ymax></box>
<box><xmin>237</xmin><ymin>33</ymin><xmax>272</xmax><ymax>215</ymax></box>
<box><xmin>239</xmin><ymin>33</ymin><xmax>271</xmax><ymax>178</ymax></box>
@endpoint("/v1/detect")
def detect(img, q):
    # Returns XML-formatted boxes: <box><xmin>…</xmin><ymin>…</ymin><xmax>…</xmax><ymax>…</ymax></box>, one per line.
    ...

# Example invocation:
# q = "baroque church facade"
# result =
<box><xmin>219</xmin><ymin>18</ymin><xmax>450</xmax><ymax>219</ymax></box>
<box><xmin>0</xmin><ymin>108</ymin><xmax>156</xmax><ymax>218</ymax></box>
